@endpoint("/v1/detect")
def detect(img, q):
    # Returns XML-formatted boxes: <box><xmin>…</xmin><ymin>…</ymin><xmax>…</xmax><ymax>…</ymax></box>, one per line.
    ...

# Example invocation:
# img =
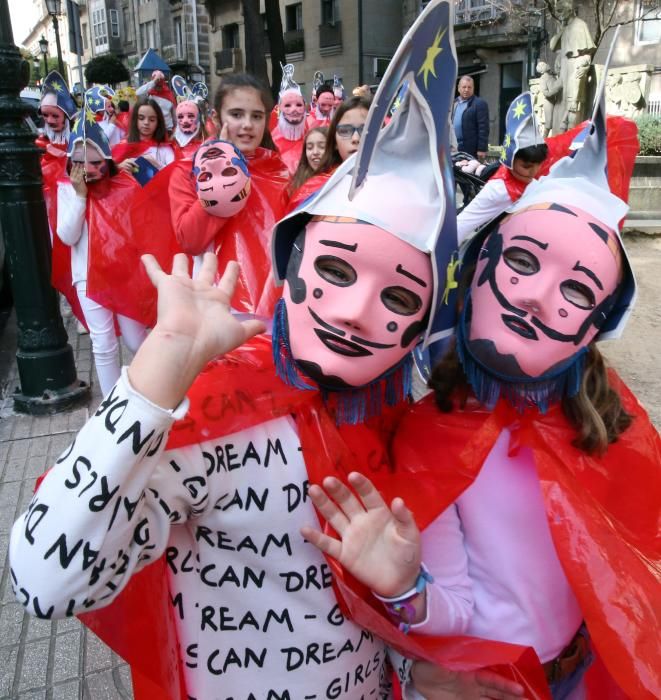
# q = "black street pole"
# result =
<box><xmin>51</xmin><ymin>13</ymin><xmax>66</xmax><ymax>78</ymax></box>
<box><xmin>0</xmin><ymin>0</ymin><xmax>89</xmax><ymax>413</ymax></box>
<box><xmin>43</xmin><ymin>51</ymin><xmax>48</xmax><ymax>75</ymax></box>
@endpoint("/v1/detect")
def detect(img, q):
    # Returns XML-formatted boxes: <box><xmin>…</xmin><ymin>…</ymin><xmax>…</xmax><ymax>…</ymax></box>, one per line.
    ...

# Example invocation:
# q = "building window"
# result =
<box><xmin>636</xmin><ymin>0</ymin><xmax>661</xmax><ymax>44</ymax></box>
<box><xmin>81</xmin><ymin>22</ymin><xmax>88</xmax><ymax>50</ymax></box>
<box><xmin>174</xmin><ymin>15</ymin><xmax>183</xmax><ymax>59</ymax></box>
<box><xmin>91</xmin><ymin>5</ymin><xmax>108</xmax><ymax>51</ymax></box>
<box><xmin>140</xmin><ymin>19</ymin><xmax>157</xmax><ymax>49</ymax></box>
<box><xmin>286</xmin><ymin>3</ymin><xmax>303</xmax><ymax>31</ymax></box>
<box><xmin>223</xmin><ymin>23</ymin><xmax>240</xmax><ymax>49</ymax></box>
<box><xmin>122</xmin><ymin>7</ymin><xmax>133</xmax><ymax>43</ymax></box>
<box><xmin>320</xmin><ymin>0</ymin><xmax>339</xmax><ymax>25</ymax></box>
<box><xmin>109</xmin><ymin>9</ymin><xmax>120</xmax><ymax>38</ymax></box>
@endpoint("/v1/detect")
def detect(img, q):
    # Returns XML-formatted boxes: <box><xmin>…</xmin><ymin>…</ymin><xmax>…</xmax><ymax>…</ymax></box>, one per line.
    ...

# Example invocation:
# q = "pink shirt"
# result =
<box><xmin>416</xmin><ymin>427</ymin><xmax>583</xmax><ymax>663</ymax></box>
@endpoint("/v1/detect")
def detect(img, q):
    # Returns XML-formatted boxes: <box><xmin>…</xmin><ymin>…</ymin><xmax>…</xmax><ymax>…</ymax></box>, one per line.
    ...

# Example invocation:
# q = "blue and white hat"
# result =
<box><xmin>272</xmin><ymin>0</ymin><xmax>459</xmax><ymax>358</ymax></box>
<box><xmin>67</xmin><ymin>103</ymin><xmax>112</xmax><ymax>160</ymax></box>
<box><xmin>85</xmin><ymin>85</ymin><xmax>114</xmax><ymax>114</ymax></box>
<box><xmin>40</xmin><ymin>71</ymin><xmax>77</xmax><ymax>120</ymax></box>
<box><xmin>499</xmin><ymin>91</ymin><xmax>541</xmax><ymax>168</ymax></box>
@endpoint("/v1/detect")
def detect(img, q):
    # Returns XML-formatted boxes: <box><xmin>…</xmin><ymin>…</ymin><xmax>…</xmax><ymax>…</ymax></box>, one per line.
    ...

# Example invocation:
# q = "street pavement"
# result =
<box><xmin>0</xmin><ymin>311</ymin><xmax>134</xmax><ymax>699</ymax></box>
<box><xmin>0</xmin><ymin>234</ymin><xmax>658</xmax><ymax>699</ymax></box>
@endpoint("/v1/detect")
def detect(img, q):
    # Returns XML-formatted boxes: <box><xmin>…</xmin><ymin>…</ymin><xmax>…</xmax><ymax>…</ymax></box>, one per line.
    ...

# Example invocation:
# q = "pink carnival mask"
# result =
<box><xmin>176</xmin><ymin>100</ymin><xmax>200</xmax><ymax>135</ymax></box>
<box><xmin>280</xmin><ymin>92</ymin><xmax>305</xmax><ymax>125</ymax></box>
<box><xmin>40</xmin><ymin>104</ymin><xmax>66</xmax><ymax>132</ymax></box>
<box><xmin>192</xmin><ymin>140</ymin><xmax>251</xmax><ymax>218</ymax></box>
<box><xmin>284</xmin><ymin>219</ymin><xmax>433</xmax><ymax>388</ymax></box>
<box><xmin>468</xmin><ymin>204</ymin><xmax>623</xmax><ymax>378</ymax></box>
<box><xmin>316</xmin><ymin>93</ymin><xmax>334</xmax><ymax>117</ymax></box>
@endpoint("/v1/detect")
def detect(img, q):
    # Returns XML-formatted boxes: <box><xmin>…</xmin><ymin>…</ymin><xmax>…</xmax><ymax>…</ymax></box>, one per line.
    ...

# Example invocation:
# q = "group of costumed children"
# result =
<box><xmin>11</xmin><ymin>2</ymin><xmax>659</xmax><ymax>700</ymax></box>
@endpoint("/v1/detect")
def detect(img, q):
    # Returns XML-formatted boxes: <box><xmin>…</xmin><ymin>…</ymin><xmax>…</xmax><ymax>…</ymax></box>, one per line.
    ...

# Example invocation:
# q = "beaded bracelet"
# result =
<box><xmin>373</xmin><ymin>565</ymin><xmax>434</xmax><ymax>633</ymax></box>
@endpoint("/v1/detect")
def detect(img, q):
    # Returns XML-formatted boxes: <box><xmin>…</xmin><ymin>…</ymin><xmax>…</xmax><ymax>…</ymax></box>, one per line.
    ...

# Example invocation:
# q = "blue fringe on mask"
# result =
<box><xmin>456</xmin><ymin>293</ymin><xmax>587</xmax><ymax>414</ymax></box>
<box><xmin>272</xmin><ymin>298</ymin><xmax>413</xmax><ymax>425</ymax></box>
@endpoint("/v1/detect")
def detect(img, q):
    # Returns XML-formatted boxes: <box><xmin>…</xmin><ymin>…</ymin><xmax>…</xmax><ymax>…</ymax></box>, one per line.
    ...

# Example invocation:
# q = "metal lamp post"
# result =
<box><xmin>45</xmin><ymin>0</ymin><xmax>65</xmax><ymax>78</ymax></box>
<box><xmin>0</xmin><ymin>0</ymin><xmax>89</xmax><ymax>413</ymax></box>
<box><xmin>39</xmin><ymin>34</ymin><xmax>49</xmax><ymax>76</ymax></box>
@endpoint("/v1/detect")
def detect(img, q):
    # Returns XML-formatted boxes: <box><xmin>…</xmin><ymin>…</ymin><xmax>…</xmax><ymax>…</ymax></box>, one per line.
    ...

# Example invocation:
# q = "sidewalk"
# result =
<box><xmin>0</xmin><ymin>310</ymin><xmax>134</xmax><ymax>700</ymax></box>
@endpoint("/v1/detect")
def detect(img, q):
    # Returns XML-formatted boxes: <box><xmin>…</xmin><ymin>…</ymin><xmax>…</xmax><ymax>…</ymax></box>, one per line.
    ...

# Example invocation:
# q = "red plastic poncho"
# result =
<box><xmin>271</xmin><ymin>126</ymin><xmax>305</xmax><ymax>176</ymax></box>
<box><xmin>385</xmin><ymin>374</ymin><xmax>661</xmax><ymax>699</ymax></box>
<box><xmin>49</xmin><ymin>171</ymin><xmax>144</xmax><ymax>326</ymax></box>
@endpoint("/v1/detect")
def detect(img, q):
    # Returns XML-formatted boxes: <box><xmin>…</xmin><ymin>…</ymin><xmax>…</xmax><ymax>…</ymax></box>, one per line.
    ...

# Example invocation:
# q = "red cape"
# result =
<box><xmin>111</xmin><ymin>139</ymin><xmax>165</xmax><ymax>163</ymax></box>
<box><xmin>491</xmin><ymin>116</ymin><xmax>639</xmax><ymax>205</ymax></box>
<box><xmin>388</xmin><ymin>373</ymin><xmax>660</xmax><ymax>699</ymax></box>
<box><xmin>171</xmin><ymin>137</ymin><xmax>203</xmax><ymax>160</ymax></box>
<box><xmin>285</xmin><ymin>169</ymin><xmax>334</xmax><ymax>214</ymax></box>
<box><xmin>49</xmin><ymin>172</ymin><xmax>146</xmax><ymax>325</ymax></box>
<box><xmin>271</xmin><ymin>125</ymin><xmax>305</xmax><ymax>175</ymax></box>
<box><xmin>128</xmin><ymin>148</ymin><xmax>290</xmax><ymax>326</ymax></box>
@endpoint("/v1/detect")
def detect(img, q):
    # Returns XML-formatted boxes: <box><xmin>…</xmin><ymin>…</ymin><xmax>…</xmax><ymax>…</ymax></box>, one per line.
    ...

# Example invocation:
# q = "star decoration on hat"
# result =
<box><xmin>512</xmin><ymin>99</ymin><xmax>527</xmax><ymax>119</ymax></box>
<box><xmin>85</xmin><ymin>108</ymin><xmax>97</xmax><ymax>125</ymax></box>
<box><xmin>52</xmin><ymin>80</ymin><xmax>63</xmax><ymax>92</ymax></box>
<box><xmin>442</xmin><ymin>253</ymin><xmax>459</xmax><ymax>305</ymax></box>
<box><xmin>417</xmin><ymin>25</ymin><xmax>448</xmax><ymax>90</ymax></box>
<box><xmin>503</xmin><ymin>133</ymin><xmax>512</xmax><ymax>148</ymax></box>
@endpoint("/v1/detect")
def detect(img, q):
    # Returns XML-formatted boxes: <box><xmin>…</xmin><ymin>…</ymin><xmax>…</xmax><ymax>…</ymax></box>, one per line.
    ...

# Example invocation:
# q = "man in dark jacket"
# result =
<box><xmin>452</xmin><ymin>75</ymin><xmax>489</xmax><ymax>159</ymax></box>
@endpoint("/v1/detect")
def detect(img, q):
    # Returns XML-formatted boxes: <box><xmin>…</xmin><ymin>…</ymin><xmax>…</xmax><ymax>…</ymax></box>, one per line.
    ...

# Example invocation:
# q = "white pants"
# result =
<box><xmin>76</xmin><ymin>283</ymin><xmax>147</xmax><ymax>395</ymax></box>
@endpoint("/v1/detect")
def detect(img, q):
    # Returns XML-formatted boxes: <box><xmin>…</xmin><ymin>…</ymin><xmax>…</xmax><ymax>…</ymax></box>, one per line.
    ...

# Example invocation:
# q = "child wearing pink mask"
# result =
<box><xmin>172</xmin><ymin>99</ymin><xmax>206</xmax><ymax>159</ymax></box>
<box><xmin>301</xmin><ymin>101</ymin><xmax>660</xmax><ymax>699</ymax></box>
<box><xmin>8</xmin><ymin>6</ymin><xmax>476</xmax><ymax>696</ymax></box>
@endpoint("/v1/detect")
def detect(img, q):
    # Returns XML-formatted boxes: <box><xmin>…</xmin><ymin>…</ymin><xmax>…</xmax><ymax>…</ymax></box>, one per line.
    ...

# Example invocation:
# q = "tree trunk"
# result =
<box><xmin>240</xmin><ymin>0</ymin><xmax>268</xmax><ymax>85</ymax></box>
<box><xmin>264</xmin><ymin>0</ymin><xmax>286</xmax><ymax>101</ymax></box>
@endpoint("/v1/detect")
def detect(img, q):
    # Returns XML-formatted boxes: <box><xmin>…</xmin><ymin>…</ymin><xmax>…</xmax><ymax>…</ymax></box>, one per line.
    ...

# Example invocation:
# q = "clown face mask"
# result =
<box><xmin>283</xmin><ymin>218</ymin><xmax>433</xmax><ymax>388</ymax></box>
<box><xmin>317</xmin><ymin>92</ymin><xmax>334</xmax><ymax>117</ymax></box>
<box><xmin>280</xmin><ymin>92</ymin><xmax>305</xmax><ymax>125</ymax></box>
<box><xmin>467</xmin><ymin>204</ymin><xmax>623</xmax><ymax>379</ymax></box>
<box><xmin>192</xmin><ymin>140</ymin><xmax>251</xmax><ymax>218</ymax></box>
<box><xmin>177</xmin><ymin>101</ymin><xmax>200</xmax><ymax>135</ymax></box>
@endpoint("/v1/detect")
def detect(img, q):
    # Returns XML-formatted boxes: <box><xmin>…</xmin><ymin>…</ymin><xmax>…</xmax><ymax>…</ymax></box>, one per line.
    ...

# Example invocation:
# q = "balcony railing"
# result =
<box><xmin>319</xmin><ymin>21</ymin><xmax>342</xmax><ymax>49</ymax></box>
<box><xmin>215</xmin><ymin>48</ymin><xmax>243</xmax><ymax>73</ymax></box>
<box><xmin>284</xmin><ymin>28</ymin><xmax>304</xmax><ymax>54</ymax></box>
<box><xmin>455</xmin><ymin>0</ymin><xmax>508</xmax><ymax>25</ymax></box>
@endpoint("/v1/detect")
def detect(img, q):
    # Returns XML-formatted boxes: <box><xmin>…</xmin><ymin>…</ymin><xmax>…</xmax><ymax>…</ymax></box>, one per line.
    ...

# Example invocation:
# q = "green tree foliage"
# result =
<box><xmin>84</xmin><ymin>54</ymin><xmax>129</xmax><ymax>87</ymax></box>
<box><xmin>635</xmin><ymin>115</ymin><xmax>661</xmax><ymax>156</ymax></box>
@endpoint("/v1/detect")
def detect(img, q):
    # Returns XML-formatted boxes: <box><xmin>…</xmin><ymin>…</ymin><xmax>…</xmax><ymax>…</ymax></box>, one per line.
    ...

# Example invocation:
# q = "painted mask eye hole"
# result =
<box><xmin>197</xmin><ymin>171</ymin><xmax>213</xmax><ymax>182</ymax></box>
<box><xmin>314</xmin><ymin>255</ymin><xmax>357</xmax><ymax>287</ymax></box>
<box><xmin>221</xmin><ymin>166</ymin><xmax>238</xmax><ymax>177</ymax></box>
<box><xmin>560</xmin><ymin>279</ymin><xmax>596</xmax><ymax>309</ymax></box>
<box><xmin>381</xmin><ymin>286</ymin><xmax>423</xmax><ymax>316</ymax></box>
<box><xmin>503</xmin><ymin>246</ymin><xmax>540</xmax><ymax>276</ymax></box>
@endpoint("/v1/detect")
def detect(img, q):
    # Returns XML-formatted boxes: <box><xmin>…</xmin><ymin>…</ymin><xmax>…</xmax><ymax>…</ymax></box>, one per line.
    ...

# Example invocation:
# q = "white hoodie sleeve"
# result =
<box><xmin>8</xmin><ymin>369</ymin><xmax>207</xmax><ymax>620</ymax></box>
<box><xmin>56</xmin><ymin>181</ymin><xmax>87</xmax><ymax>247</ymax></box>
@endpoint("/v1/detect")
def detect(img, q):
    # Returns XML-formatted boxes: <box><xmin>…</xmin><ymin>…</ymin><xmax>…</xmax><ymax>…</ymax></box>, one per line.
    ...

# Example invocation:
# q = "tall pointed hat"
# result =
<box><xmin>279</xmin><ymin>63</ymin><xmax>302</xmax><ymax>98</ymax></box>
<box><xmin>273</xmin><ymin>0</ymin><xmax>459</xmax><ymax>355</ymax></box>
<box><xmin>67</xmin><ymin>90</ymin><xmax>112</xmax><ymax>160</ymax></box>
<box><xmin>40</xmin><ymin>71</ymin><xmax>77</xmax><ymax>120</ymax></box>
<box><xmin>500</xmin><ymin>91</ymin><xmax>541</xmax><ymax>168</ymax></box>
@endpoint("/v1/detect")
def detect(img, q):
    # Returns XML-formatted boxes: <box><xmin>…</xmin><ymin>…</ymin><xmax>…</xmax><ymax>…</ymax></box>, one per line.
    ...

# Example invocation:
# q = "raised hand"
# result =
<box><xmin>301</xmin><ymin>472</ymin><xmax>421</xmax><ymax>599</ymax></box>
<box><xmin>128</xmin><ymin>254</ymin><xmax>265</xmax><ymax>409</ymax></box>
<box><xmin>69</xmin><ymin>162</ymin><xmax>87</xmax><ymax>197</ymax></box>
<box><xmin>411</xmin><ymin>662</ymin><xmax>526</xmax><ymax>700</ymax></box>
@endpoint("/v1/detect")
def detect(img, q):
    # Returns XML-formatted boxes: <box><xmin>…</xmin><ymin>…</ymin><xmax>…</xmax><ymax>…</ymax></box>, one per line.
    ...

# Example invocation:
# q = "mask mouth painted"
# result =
<box><xmin>501</xmin><ymin>314</ymin><xmax>538</xmax><ymax>340</ymax></box>
<box><xmin>313</xmin><ymin>328</ymin><xmax>373</xmax><ymax>357</ymax></box>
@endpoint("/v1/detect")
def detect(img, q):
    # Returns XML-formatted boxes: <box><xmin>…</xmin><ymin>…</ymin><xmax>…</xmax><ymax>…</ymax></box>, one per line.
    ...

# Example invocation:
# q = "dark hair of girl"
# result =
<box><xmin>514</xmin><ymin>143</ymin><xmax>549</xmax><ymax>164</ymax></box>
<box><xmin>212</xmin><ymin>73</ymin><xmax>276</xmax><ymax>150</ymax></box>
<box><xmin>428</xmin><ymin>254</ymin><xmax>632</xmax><ymax>455</ymax></box>
<box><xmin>287</xmin><ymin>127</ymin><xmax>328</xmax><ymax>196</ymax></box>
<box><xmin>127</xmin><ymin>97</ymin><xmax>168</xmax><ymax>143</ymax></box>
<box><xmin>316</xmin><ymin>95</ymin><xmax>372</xmax><ymax>174</ymax></box>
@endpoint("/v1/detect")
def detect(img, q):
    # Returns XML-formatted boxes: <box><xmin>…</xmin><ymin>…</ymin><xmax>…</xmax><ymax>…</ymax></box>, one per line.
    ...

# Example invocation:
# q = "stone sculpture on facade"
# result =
<box><xmin>536</xmin><ymin>61</ymin><xmax>563</xmax><ymax>136</ymax></box>
<box><xmin>549</xmin><ymin>0</ymin><xmax>596</xmax><ymax>132</ymax></box>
